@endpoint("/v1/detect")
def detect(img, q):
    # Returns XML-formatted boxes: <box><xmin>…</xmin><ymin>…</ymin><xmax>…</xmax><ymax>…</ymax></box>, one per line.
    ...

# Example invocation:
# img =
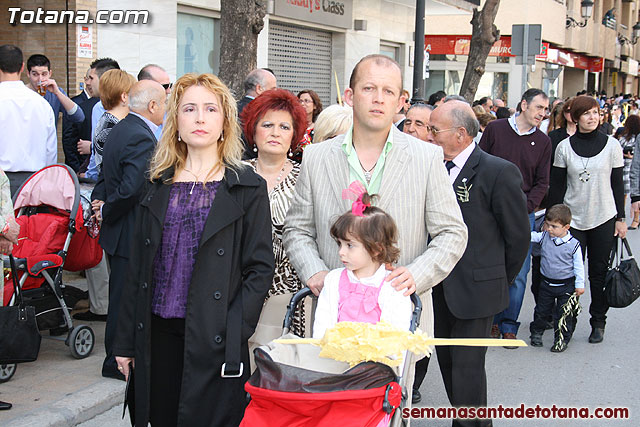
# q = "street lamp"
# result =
<box><xmin>617</xmin><ymin>22</ymin><xmax>640</xmax><ymax>45</ymax></box>
<box><xmin>566</xmin><ymin>0</ymin><xmax>594</xmax><ymax>28</ymax></box>
<box><xmin>633</xmin><ymin>22</ymin><xmax>640</xmax><ymax>43</ymax></box>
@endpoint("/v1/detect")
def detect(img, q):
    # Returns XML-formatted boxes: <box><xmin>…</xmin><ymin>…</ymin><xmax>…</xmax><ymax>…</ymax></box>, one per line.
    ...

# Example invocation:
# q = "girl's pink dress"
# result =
<box><xmin>336</xmin><ymin>269</ymin><xmax>391</xmax><ymax>427</ymax></box>
<box><xmin>337</xmin><ymin>269</ymin><xmax>383</xmax><ymax>324</ymax></box>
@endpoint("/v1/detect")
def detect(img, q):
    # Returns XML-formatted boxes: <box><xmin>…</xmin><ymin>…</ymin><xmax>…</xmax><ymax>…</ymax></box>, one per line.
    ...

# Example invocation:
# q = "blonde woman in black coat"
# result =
<box><xmin>113</xmin><ymin>73</ymin><xmax>274</xmax><ymax>427</ymax></box>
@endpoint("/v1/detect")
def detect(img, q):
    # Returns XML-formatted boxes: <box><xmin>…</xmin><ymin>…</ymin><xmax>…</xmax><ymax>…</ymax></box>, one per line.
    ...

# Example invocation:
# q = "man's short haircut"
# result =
<box><xmin>0</xmin><ymin>44</ymin><xmax>23</xmax><ymax>74</ymax></box>
<box><xmin>406</xmin><ymin>103</ymin><xmax>434</xmax><ymax>114</ymax></box>
<box><xmin>517</xmin><ymin>88</ymin><xmax>548</xmax><ymax>112</ymax></box>
<box><xmin>479</xmin><ymin>96</ymin><xmax>490</xmax><ymax>106</ymax></box>
<box><xmin>428</xmin><ymin>90</ymin><xmax>446</xmax><ymax>106</ymax></box>
<box><xmin>27</xmin><ymin>54</ymin><xmax>50</xmax><ymax>71</ymax></box>
<box><xmin>444</xmin><ymin>94</ymin><xmax>469</xmax><ymax>104</ymax></box>
<box><xmin>90</xmin><ymin>58</ymin><xmax>120</xmax><ymax>78</ymax></box>
<box><xmin>99</xmin><ymin>69</ymin><xmax>136</xmax><ymax>110</ymax></box>
<box><xmin>545</xmin><ymin>204</ymin><xmax>572</xmax><ymax>226</ymax></box>
<box><xmin>137</xmin><ymin>64</ymin><xmax>165</xmax><ymax>81</ymax></box>
<box><xmin>349</xmin><ymin>54</ymin><xmax>402</xmax><ymax>90</ymax></box>
<box><xmin>496</xmin><ymin>106</ymin><xmax>511</xmax><ymax>119</ymax></box>
<box><xmin>449</xmin><ymin>102</ymin><xmax>480</xmax><ymax>138</ymax></box>
<box><xmin>243</xmin><ymin>68</ymin><xmax>274</xmax><ymax>95</ymax></box>
<box><xmin>570</xmin><ymin>95</ymin><xmax>599</xmax><ymax>123</ymax></box>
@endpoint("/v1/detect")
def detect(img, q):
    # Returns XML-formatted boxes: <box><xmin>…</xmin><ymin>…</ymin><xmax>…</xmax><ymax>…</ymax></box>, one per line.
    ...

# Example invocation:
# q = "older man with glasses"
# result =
<box><xmin>403</xmin><ymin>103</ymin><xmax>435</xmax><ymax>143</ymax></box>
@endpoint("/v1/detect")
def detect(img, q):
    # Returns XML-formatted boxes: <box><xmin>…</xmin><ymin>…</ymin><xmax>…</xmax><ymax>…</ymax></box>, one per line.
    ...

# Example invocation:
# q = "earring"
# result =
<box><xmin>253</xmin><ymin>145</ymin><xmax>258</xmax><ymax>153</ymax></box>
<box><xmin>220</xmin><ymin>131</ymin><xmax>224</xmax><ymax>142</ymax></box>
<box><xmin>288</xmin><ymin>149</ymin><xmax>293</xmax><ymax>157</ymax></box>
<box><xmin>178</xmin><ymin>134</ymin><xmax>181</xmax><ymax>142</ymax></box>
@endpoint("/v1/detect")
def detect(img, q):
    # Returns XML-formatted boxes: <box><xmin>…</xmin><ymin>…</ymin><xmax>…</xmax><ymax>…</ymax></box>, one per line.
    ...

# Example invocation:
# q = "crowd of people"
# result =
<box><xmin>0</xmin><ymin>42</ymin><xmax>636</xmax><ymax>426</ymax></box>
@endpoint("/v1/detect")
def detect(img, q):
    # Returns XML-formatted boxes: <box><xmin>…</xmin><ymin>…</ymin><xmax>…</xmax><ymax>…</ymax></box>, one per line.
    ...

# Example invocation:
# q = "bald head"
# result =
<box><xmin>244</xmin><ymin>68</ymin><xmax>277</xmax><ymax>97</ymax></box>
<box><xmin>129</xmin><ymin>80</ymin><xmax>166</xmax><ymax>125</ymax></box>
<box><xmin>430</xmin><ymin>100</ymin><xmax>479</xmax><ymax>160</ymax></box>
<box><xmin>138</xmin><ymin>64</ymin><xmax>171</xmax><ymax>94</ymax></box>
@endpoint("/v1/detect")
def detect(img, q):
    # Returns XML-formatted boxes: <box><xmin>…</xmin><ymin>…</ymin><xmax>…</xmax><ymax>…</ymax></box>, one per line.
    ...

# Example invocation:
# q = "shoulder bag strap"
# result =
<box><xmin>621</xmin><ymin>237</ymin><xmax>634</xmax><ymax>259</ymax></box>
<box><xmin>609</xmin><ymin>237</ymin><xmax>620</xmax><ymax>269</ymax></box>
<box><xmin>9</xmin><ymin>255</ymin><xmax>25</xmax><ymax>309</ymax></box>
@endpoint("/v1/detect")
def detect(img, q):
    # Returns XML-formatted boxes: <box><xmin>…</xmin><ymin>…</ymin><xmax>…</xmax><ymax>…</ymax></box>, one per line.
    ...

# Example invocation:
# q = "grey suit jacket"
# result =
<box><xmin>283</xmin><ymin>126</ymin><xmax>468</xmax><ymax>336</ymax></box>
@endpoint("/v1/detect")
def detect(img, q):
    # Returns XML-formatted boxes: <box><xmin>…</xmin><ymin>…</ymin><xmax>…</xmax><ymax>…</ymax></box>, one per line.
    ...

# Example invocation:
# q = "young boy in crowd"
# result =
<box><xmin>529</xmin><ymin>204</ymin><xmax>585</xmax><ymax>352</ymax></box>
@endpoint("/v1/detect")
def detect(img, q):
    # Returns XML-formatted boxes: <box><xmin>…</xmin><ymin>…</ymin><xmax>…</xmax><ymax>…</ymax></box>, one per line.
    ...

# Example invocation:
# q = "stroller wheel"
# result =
<box><xmin>0</xmin><ymin>364</ymin><xmax>16</xmax><ymax>383</ymax></box>
<box><xmin>68</xmin><ymin>325</ymin><xmax>95</xmax><ymax>359</ymax></box>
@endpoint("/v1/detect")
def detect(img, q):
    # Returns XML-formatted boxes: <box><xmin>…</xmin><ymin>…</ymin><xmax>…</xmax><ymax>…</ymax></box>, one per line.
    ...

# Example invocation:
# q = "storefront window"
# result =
<box><xmin>177</xmin><ymin>13</ymin><xmax>219</xmax><ymax>77</ymax></box>
<box><xmin>425</xmin><ymin>70</ymin><xmax>507</xmax><ymax>100</ymax></box>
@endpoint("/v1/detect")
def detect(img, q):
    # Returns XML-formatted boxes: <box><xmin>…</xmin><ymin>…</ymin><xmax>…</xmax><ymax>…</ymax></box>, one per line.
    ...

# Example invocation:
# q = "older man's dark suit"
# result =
<box><xmin>92</xmin><ymin>113</ymin><xmax>157</xmax><ymax>377</ymax></box>
<box><xmin>434</xmin><ymin>145</ymin><xmax>530</xmax><ymax>427</ymax></box>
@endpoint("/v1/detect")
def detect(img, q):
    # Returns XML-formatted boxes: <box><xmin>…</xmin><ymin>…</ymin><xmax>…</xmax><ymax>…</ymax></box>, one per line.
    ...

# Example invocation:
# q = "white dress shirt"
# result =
<box><xmin>313</xmin><ymin>264</ymin><xmax>413</xmax><ymax>339</ymax></box>
<box><xmin>447</xmin><ymin>141</ymin><xmax>476</xmax><ymax>184</ymax></box>
<box><xmin>0</xmin><ymin>81</ymin><xmax>57</xmax><ymax>172</ymax></box>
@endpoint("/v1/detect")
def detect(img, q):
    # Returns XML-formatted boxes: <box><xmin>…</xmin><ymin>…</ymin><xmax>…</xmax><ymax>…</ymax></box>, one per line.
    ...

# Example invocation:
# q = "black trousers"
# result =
<box><xmin>413</xmin><ymin>354</ymin><xmax>431</xmax><ymax>390</ymax></box>
<box><xmin>530</xmin><ymin>281</ymin><xmax>575</xmax><ymax>343</ymax></box>
<box><xmin>570</xmin><ymin>217</ymin><xmax>615</xmax><ymax>329</ymax></box>
<box><xmin>433</xmin><ymin>285</ymin><xmax>493</xmax><ymax>427</ymax></box>
<box><xmin>103</xmin><ymin>254</ymin><xmax>128</xmax><ymax>375</ymax></box>
<box><xmin>149</xmin><ymin>315</ymin><xmax>185</xmax><ymax>427</ymax></box>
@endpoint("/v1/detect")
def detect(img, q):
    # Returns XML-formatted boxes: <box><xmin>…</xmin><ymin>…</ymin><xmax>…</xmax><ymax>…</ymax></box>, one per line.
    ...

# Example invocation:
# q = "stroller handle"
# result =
<box><xmin>282</xmin><ymin>287</ymin><xmax>422</xmax><ymax>334</ymax></box>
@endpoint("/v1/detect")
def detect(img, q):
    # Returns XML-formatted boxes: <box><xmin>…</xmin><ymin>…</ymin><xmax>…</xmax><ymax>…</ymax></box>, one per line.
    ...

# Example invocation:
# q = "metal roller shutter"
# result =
<box><xmin>268</xmin><ymin>22</ymin><xmax>333</xmax><ymax>107</ymax></box>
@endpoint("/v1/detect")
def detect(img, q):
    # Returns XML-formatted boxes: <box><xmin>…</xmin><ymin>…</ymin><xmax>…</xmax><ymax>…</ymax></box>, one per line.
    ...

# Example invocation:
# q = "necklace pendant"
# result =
<box><xmin>578</xmin><ymin>169</ymin><xmax>590</xmax><ymax>183</ymax></box>
<box><xmin>364</xmin><ymin>171</ymin><xmax>372</xmax><ymax>183</ymax></box>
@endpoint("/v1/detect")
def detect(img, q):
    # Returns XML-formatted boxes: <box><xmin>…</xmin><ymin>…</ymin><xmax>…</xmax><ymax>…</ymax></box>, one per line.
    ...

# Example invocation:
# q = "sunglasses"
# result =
<box><xmin>162</xmin><ymin>83</ymin><xmax>173</xmax><ymax>90</ymax></box>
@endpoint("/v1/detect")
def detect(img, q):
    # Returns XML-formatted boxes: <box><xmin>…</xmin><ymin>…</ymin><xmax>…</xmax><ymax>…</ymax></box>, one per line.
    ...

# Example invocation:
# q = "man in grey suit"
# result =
<box><xmin>283</xmin><ymin>54</ymin><xmax>468</xmax><ymax>410</ymax></box>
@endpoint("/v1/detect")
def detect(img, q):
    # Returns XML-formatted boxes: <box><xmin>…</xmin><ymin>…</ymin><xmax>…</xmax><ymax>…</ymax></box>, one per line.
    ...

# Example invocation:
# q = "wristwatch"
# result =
<box><xmin>616</xmin><ymin>218</ymin><xmax>625</xmax><ymax>222</ymax></box>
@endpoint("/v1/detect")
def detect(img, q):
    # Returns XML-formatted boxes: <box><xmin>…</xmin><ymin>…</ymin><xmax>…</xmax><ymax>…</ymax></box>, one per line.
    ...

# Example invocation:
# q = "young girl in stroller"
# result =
<box><xmin>313</xmin><ymin>182</ymin><xmax>412</xmax><ymax>340</ymax></box>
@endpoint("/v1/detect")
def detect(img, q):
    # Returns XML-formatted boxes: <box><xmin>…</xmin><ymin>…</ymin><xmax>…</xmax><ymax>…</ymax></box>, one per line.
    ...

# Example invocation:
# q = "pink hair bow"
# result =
<box><xmin>342</xmin><ymin>181</ymin><xmax>370</xmax><ymax>217</ymax></box>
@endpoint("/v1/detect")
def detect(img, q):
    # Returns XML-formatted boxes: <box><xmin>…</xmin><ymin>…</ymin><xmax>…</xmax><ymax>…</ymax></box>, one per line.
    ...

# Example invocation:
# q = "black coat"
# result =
<box><xmin>61</xmin><ymin>91</ymin><xmax>93</xmax><ymax>172</ymax></box>
<box><xmin>441</xmin><ymin>146</ymin><xmax>531</xmax><ymax>319</ymax></box>
<box><xmin>113</xmin><ymin>165</ymin><xmax>275</xmax><ymax>426</ymax></box>
<box><xmin>92</xmin><ymin>114</ymin><xmax>157</xmax><ymax>258</ymax></box>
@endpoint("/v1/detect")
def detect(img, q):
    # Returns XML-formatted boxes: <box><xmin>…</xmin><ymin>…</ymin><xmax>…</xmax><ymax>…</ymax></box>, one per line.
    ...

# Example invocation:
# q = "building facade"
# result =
<box><xmin>425</xmin><ymin>0</ymin><xmax>640</xmax><ymax>106</ymax></box>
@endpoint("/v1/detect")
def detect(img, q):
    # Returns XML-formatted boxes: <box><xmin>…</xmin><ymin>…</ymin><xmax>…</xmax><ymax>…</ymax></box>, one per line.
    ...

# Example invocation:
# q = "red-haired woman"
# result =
<box><xmin>241</xmin><ymin>88</ymin><xmax>309</xmax><ymax>344</ymax></box>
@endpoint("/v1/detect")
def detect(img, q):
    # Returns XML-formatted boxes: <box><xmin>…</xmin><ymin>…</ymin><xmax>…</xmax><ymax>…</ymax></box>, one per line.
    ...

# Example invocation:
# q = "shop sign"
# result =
<box><xmin>424</xmin><ymin>35</ymin><xmax>513</xmax><ymax>57</ymax></box>
<box><xmin>274</xmin><ymin>0</ymin><xmax>353</xmax><ymax>29</ymax></box>
<box><xmin>425</xmin><ymin>34</ymin><xmax>604</xmax><ymax>73</ymax></box>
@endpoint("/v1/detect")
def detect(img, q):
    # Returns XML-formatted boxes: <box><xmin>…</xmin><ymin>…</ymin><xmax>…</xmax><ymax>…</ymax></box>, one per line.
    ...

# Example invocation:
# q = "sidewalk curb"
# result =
<box><xmin>4</xmin><ymin>380</ymin><xmax>124</xmax><ymax>427</ymax></box>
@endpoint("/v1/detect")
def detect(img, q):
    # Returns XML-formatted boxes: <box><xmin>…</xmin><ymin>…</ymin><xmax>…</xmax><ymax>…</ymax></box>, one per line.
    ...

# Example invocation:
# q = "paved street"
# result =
<box><xmin>2</xmin><ymin>221</ymin><xmax>639</xmax><ymax>426</ymax></box>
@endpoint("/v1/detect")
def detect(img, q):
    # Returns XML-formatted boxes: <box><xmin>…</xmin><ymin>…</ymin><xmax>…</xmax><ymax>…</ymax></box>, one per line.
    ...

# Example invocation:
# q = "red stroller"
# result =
<box><xmin>241</xmin><ymin>289</ymin><xmax>421</xmax><ymax>427</ymax></box>
<box><xmin>1</xmin><ymin>164</ymin><xmax>102</xmax><ymax>382</ymax></box>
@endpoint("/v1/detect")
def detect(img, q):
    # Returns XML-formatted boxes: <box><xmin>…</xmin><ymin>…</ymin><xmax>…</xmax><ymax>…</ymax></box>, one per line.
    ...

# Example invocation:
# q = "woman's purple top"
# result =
<box><xmin>151</xmin><ymin>180</ymin><xmax>221</xmax><ymax>319</ymax></box>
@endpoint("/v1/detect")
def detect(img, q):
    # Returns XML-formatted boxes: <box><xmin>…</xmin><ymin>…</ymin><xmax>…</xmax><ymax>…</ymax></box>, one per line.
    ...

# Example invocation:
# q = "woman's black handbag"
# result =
<box><xmin>604</xmin><ymin>237</ymin><xmax>640</xmax><ymax>308</ymax></box>
<box><xmin>0</xmin><ymin>255</ymin><xmax>42</xmax><ymax>363</ymax></box>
